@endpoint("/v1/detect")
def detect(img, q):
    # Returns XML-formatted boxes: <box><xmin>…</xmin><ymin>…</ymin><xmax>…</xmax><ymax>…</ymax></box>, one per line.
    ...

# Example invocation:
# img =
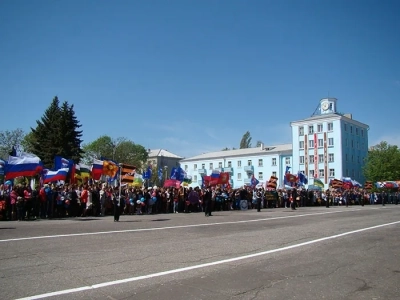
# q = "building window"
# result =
<box><xmin>228</xmin><ymin>161</ymin><xmax>232</xmax><ymax>167</ymax></box>
<box><xmin>218</xmin><ymin>162</ymin><xmax>222</xmax><ymax>168</ymax></box>
<box><xmin>309</xmin><ymin>155</ymin><xmax>314</xmax><ymax>164</ymax></box>
<box><xmin>258</xmin><ymin>159</ymin><xmax>263</xmax><ymax>167</ymax></box>
<box><xmin>272</xmin><ymin>158</ymin><xmax>277</xmax><ymax>166</ymax></box>
<box><xmin>258</xmin><ymin>172</ymin><xmax>263</xmax><ymax>180</ymax></box>
<box><xmin>317</xmin><ymin>124</ymin><xmax>323</xmax><ymax>132</ymax></box>
<box><xmin>299</xmin><ymin>141</ymin><xmax>304</xmax><ymax>149</ymax></box>
<box><xmin>351</xmin><ymin>140</ymin><xmax>354</xmax><ymax>148</ymax></box>
<box><xmin>356</xmin><ymin>128</ymin><xmax>359</xmax><ymax>135</ymax></box>
<box><xmin>194</xmin><ymin>175</ymin><xmax>197</xmax><ymax>181</ymax></box>
<box><xmin>350</xmin><ymin>126</ymin><xmax>353</xmax><ymax>134</ymax></box>
<box><xmin>194</xmin><ymin>164</ymin><xmax>197</xmax><ymax>170</ymax></box>
<box><xmin>201</xmin><ymin>163</ymin><xmax>205</xmax><ymax>169</ymax></box>
<box><xmin>361</xmin><ymin>129</ymin><xmax>364</xmax><ymax>137</ymax></box>
<box><xmin>299</xmin><ymin>126</ymin><xmax>304</xmax><ymax>136</ymax></box>
<box><xmin>329</xmin><ymin>153</ymin><xmax>334</xmax><ymax>162</ymax></box>
<box><xmin>345</xmin><ymin>139</ymin><xmax>348</xmax><ymax>147</ymax></box>
<box><xmin>299</xmin><ymin>156</ymin><xmax>305</xmax><ymax>164</ymax></box>
<box><xmin>308</xmin><ymin>125</ymin><xmax>314</xmax><ymax>134</ymax></box>
<box><xmin>344</xmin><ymin>124</ymin><xmax>347</xmax><ymax>131</ymax></box>
<box><xmin>346</xmin><ymin>154</ymin><xmax>348</xmax><ymax>161</ymax></box>
<box><xmin>285</xmin><ymin>157</ymin><xmax>291</xmax><ymax>165</ymax></box>
<box><xmin>209</xmin><ymin>163</ymin><xmax>213</xmax><ymax>170</ymax></box>
<box><xmin>272</xmin><ymin>171</ymin><xmax>277</xmax><ymax>177</ymax></box>
<box><xmin>328</xmin><ymin>138</ymin><xmax>334</xmax><ymax>146</ymax></box>
<box><xmin>237</xmin><ymin>161</ymin><xmax>241</xmax><ymax>167</ymax></box>
<box><xmin>319</xmin><ymin>169</ymin><xmax>324</xmax><ymax>178</ymax></box>
<box><xmin>184</xmin><ymin>165</ymin><xmax>188</xmax><ymax>171</ymax></box>
<box><xmin>357</xmin><ymin>141</ymin><xmax>359</xmax><ymax>149</ymax></box>
<box><xmin>247</xmin><ymin>160</ymin><xmax>252</xmax><ymax>166</ymax></box>
<box><xmin>309</xmin><ymin>140</ymin><xmax>314</xmax><ymax>148</ymax></box>
<box><xmin>352</xmin><ymin>155</ymin><xmax>354</xmax><ymax>162</ymax></box>
<box><xmin>329</xmin><ymin>169</ymin><xmax>335</xmax><ymax>177</ymax></box>
<box><xmin>318</xmin><ymin>139</ymin><xmax>323</xmax><ymax>148</ymax></box>
<box><xmin>309</xmin><ymin>170</ymin><xmax>315</xmax><ymax>178</ymax></box>
<box><xmin>318</xmin><ymin>154</ymin><xmax>324</xmax><ymax>163</ymax></box>
<box><xmin>346</xmin><ymin>169</ymin><xmax>349</xmax><ymax>176</ymax></box>
<box><xmin>352</xmin><ymin>169</ymin><xmax>355</xmax><ymax>177</ymax></box>
<box><xmin>237</xmin><ymin>173</ymin><xmax>242</xmax><ymax>180</ymax></box>
<box><xmin>328</xmin><ymin>123</ymin><xmax>333</xmax><ymax>131</ymax></box>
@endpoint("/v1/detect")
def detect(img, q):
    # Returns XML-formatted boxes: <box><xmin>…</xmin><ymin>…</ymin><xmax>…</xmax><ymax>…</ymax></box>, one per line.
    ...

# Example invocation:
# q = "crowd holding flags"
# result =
<box><xmin>3</xmin><ymin>147</ymin><xmax>400</xmax><ymax>194</ymax></box>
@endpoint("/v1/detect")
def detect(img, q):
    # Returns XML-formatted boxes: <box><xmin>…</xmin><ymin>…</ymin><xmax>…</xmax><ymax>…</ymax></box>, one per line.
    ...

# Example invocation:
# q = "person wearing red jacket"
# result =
<box><xmin>80</xmin><ymin>185</ymin><xmax>88</xmax><ymax>217</ymax></box>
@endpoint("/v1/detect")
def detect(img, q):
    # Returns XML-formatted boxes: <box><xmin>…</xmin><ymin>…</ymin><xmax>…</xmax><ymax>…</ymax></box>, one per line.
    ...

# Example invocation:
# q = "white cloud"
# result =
<box><xmin>371</xmin><ymin>134</ymin><xmax>400</xmax><ymax>147</ymax></box>
<box><xmin>161</xmin><ymin>136</ymin><xmax>223</xmax><ymax>158</ymax></box>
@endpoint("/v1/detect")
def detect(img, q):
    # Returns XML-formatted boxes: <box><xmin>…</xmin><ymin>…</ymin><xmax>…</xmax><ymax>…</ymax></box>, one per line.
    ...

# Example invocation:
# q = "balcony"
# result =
<box><xmin>244</xmin><ymin>178</ymin><xmax>251</xmax><ymax>185</ymax></box>
<box><xmin>244</xmin><ymin>165</ymin><xmax>254</xmax><ymax>173</ymax></box>
<box><xmin>198</xmin><ymin>169</ymin><xmax>207</xmax><ymax>175</ymax></box>
<box><xmin>224</xmin><ymin>167</ymin><xmax>233</xmax><ymax>173</ymax></box>
<box><xmin>214</xmin><ymin>168</ymin><xmax>223</xmax><ymax>172</ymax></box>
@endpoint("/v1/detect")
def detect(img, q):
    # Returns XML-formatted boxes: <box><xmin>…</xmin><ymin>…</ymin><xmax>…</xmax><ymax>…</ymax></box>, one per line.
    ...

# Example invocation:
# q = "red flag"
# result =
<box><xmin>218</xmin><ymin>172</ymin><xmax>230</xmax><ymax>184</ymax></box>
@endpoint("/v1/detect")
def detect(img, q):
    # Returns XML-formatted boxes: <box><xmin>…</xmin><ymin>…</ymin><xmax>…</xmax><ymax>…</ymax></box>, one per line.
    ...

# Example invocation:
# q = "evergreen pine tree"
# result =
<box><xmin>60</xmin><ymin>101</ymin><xmax>83</xmax><ymax>162</ymax></box>
<box><xmin>30</xmin><ymin>97</ymin><xmax>83</xmax><ymax>168</ymax></box>
<box><xmin>31</xmin><ymin>97</ymin><xmax>62</xmax><ymax>167</ymax></box>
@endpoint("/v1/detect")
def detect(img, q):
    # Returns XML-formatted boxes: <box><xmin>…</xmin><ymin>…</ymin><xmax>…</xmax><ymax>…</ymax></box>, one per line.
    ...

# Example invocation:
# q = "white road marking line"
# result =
<box><xmin>15</xmin><ymin>220</ymin><xmax>400</xmax><ymax>300</ymax></box>
<box><xmin>0</xmin><ymin>207</ymin><xmax>384</xmax><ymax>243</ymax></box>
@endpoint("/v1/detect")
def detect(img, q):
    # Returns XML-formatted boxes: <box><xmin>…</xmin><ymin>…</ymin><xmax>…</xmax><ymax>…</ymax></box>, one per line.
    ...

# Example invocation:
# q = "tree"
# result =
<box><xmin>82</xmin><ymin>135</ymin><xmax>149</xmax><ymax>167</ymax></box>
<box><xmin>239</xmin><ymin>131</ymin><xmax>252</xmax><ymax>149</ymax></box>
<box><xmin>256</xmin><ymin>140</ymin><xmax>263</xmax><ymax>147</ymax></box>
<box><xmin>0</xmin><ymin>128</ymin><xmax>25</xmax><ymax>159</ymax></box>
<box><xmin>59</xmin><ymin>102</ymin><xmax>84</xmax><ymax>162</ymax></box>
<box><xmin>363</xmin><ymin>141</ymin><xmax>400</xmax><ymax>182</ymax></box>
<box><xmin>20</xmin><ymin>131</ymin><xmax>36</xmax><ymax>154</ymax></box>
<box><xmin>30</xmin><ymin>97</ymin><xmax>83</xmax><ymax>167</ymax></box>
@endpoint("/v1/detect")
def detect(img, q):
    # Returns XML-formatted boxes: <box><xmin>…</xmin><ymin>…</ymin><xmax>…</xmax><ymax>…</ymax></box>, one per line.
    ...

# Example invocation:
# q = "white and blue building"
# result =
<box><xmin>291</xmin><ymin>98</ymin><xmax>369</xmax><ymax>188</ymax></box>
<box><xmin>179</xmin><ymin>97</ymin><xmax>369</xmax><ymax>189</ymax></box>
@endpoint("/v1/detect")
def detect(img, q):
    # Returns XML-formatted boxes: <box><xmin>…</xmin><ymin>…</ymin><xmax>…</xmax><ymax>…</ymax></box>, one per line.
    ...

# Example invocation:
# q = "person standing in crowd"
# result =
<box><xmin>113</xmin><ymin>187</ymin><xmax>121</xmax><ymax>222</ymax></box>
<box><xmin>256</xmin><ymin>188</ymin><xmax>262</xmax><ymax>212</ymax></box>
<box><xmin>80</xmin><ymin>185</ymin><xmax>88</xmax><ymax>217</ymax></box>
<box><xmin>325</xmin><ymin>189</ymin><xmax>330</xmax><ymax>208</ymax></box>
<box><xmin>203</xmin><ymin>185</ymin><xmax>212</xmax><ymax>217</ymax></box>
<box><xmin>291</xmin><ymin>188</ymin><xmax>297</xmax><ymax>210</ymax></box>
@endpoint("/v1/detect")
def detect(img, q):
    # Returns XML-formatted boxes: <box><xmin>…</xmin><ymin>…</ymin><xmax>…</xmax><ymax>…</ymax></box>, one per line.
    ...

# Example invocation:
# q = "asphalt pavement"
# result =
<box><xmin>1</xmin><ymin>205</ymin><xmax>400</xmax><ymax>300</ymax></box>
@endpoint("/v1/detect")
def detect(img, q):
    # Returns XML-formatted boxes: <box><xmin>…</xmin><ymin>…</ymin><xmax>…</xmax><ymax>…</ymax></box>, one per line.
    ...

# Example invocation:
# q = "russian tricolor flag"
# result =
<box><xmin>43</xmin><ymin>168</ymin><xmax>69</xmax><ymax>184</ymax></box>
<box><xmin>5</xmin><ymin>154</ymin><xmax>43</xmax><ymax>179</ymax></box>
<box><xmin>91</xmin><ymin>159</ymin><xmax>104</xmax><ymax>180</ymax></box>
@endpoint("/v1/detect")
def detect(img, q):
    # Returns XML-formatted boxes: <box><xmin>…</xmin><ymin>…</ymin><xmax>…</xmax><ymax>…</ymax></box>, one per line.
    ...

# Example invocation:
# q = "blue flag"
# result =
<box><xmin>158</xmin><ymin>168</ymin><xmax>163</xmax><ymax>181</ymax></box>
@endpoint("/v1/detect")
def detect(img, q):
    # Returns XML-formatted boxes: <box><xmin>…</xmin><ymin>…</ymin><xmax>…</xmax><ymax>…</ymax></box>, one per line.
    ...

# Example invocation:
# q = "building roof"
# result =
<box><xmin>290</xmin><ymin>112</ymin><xmax>369</xmax><ymax>128</ymax></box>
<box><xmin>148</xmin><ymin>149</ymin><xmax>183</xmax><ymax>159</ymax></box>
<box><xmin>180</xmin><ymin>143</ymin><xmax>293</xmax><ymax>162</ymax></box>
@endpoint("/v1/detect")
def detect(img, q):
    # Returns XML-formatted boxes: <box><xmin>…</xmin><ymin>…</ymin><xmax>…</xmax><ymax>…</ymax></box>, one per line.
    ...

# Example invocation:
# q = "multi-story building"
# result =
<box><xmin>179</xmin><ymin>97</ymin><xmax>369</xmax><ymax>190</ymax></box>
<box><xmin>291</xmin><ymin>98</ymin><xmax>369</xmax><ymax>187</ymax></box>
<box><xmin>179</xmin><ymin>144</ymin><xmax>292</xmax><ymax>188</ymax></box>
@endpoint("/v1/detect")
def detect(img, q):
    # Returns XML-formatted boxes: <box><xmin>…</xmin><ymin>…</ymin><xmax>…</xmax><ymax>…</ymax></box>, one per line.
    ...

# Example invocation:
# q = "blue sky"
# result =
<box><xmin>0</xmin><ymin>0</ymin><xmax>399</xmax><ymax>158</ymax></box>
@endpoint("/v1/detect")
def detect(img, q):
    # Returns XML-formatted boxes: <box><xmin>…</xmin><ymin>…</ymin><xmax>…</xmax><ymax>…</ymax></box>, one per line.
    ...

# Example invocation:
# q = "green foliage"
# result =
<box><xmin>30</xmin><ymin>97</ymin><xmax>83</xmax><ymax>167</ymax></box>
<box><xmin>0</xmin><ymin>128</ymin><xmax>25</xmax><ymax>159</ymax></box>
<box><xmin>256</xmin><ymin>140</ymin><xmax>263</xmax><ymax>147</ymax></box>
<box><xmin>82</xmin><ymin>135</ymin><xmax>148</xmax><ymax>167</ymax></box>
<box><xmin>20</xmin><ymin>131</ymin><xmax>36</xmax><ymax>154</ymax></box>
<box><xmin>363</xmin><ymin>141</ymin><xmax>400</xmax><ymax>182</ymax></box>
<box><xmin>239</xmin><ymin>131</ymin><xmax>252</xmax><ymax>149</ymax></box>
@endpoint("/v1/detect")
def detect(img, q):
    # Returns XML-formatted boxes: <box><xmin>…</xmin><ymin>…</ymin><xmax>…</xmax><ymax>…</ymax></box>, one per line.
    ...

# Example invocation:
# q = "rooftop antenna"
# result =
<box><xmin>311</xmin><ymin>101</ymin><xmax>321</xmax><ymax>116</ymax></box>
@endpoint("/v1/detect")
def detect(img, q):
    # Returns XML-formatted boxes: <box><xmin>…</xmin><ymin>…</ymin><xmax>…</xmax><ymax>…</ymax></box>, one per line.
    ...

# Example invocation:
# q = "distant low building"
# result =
<box><xmin>147</xmin><ymin>149</ymin><xmax>183</xmax><ymax>178</ymax></box>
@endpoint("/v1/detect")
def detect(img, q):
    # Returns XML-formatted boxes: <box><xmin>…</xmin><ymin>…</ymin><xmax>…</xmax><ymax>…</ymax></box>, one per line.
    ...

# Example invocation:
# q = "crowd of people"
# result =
<box><xmin>0</xmin><ymin>182</ymin><xmax>397</xmax><ymax>221</ymax></box>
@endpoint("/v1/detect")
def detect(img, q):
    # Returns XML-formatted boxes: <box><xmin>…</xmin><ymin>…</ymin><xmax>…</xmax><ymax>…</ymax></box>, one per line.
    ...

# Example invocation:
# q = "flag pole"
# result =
<box><xmin>118</xmin><ymin>164</ymin><xmax>122</xmax><ymax>201</ymax></box>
